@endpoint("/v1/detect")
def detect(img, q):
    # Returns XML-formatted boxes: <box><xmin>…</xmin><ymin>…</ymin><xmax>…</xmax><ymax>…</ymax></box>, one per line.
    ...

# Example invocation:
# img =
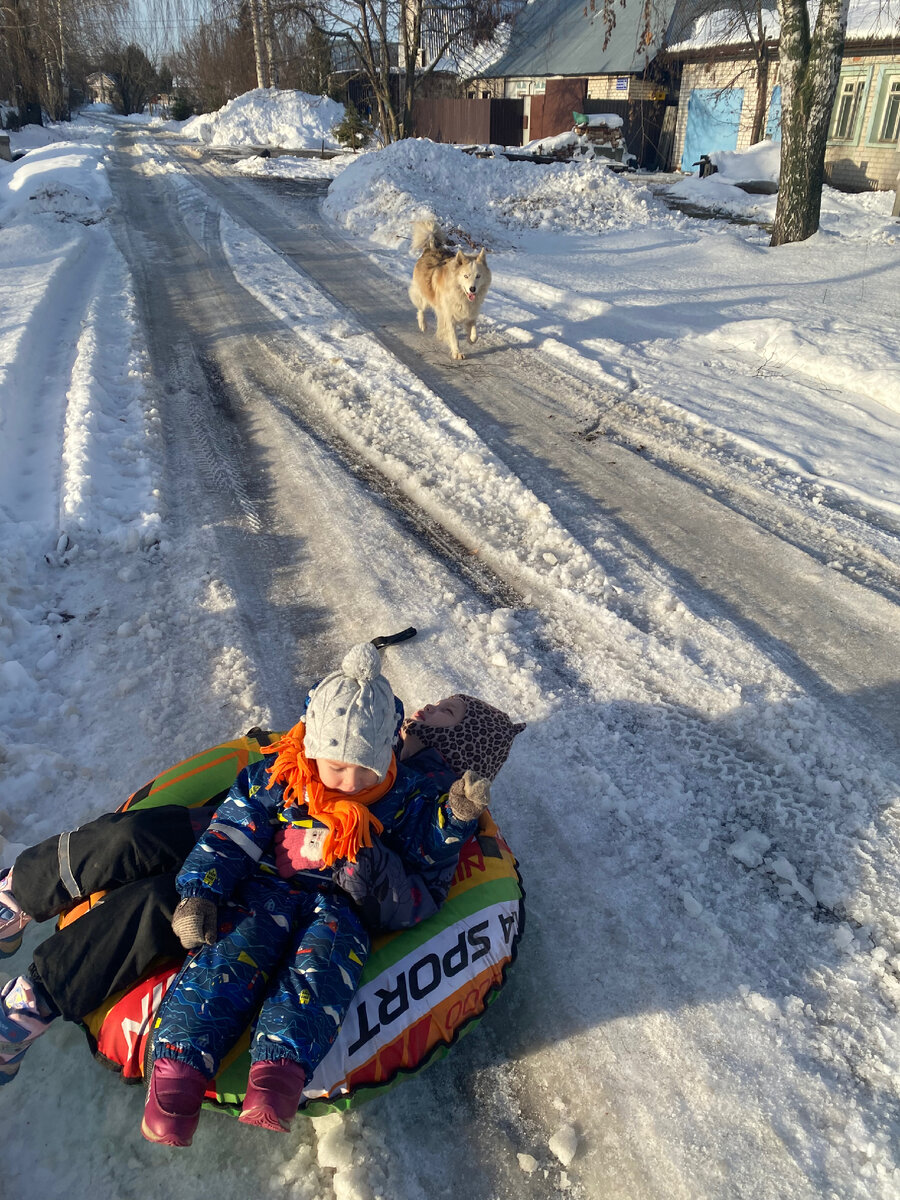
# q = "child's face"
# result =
<box><xmin>317</xmin><ymin>759</ymin><xmax>381</xmax><ymax>793</ymax></box>
<box><xmin>409</xmin><ymin>696</ymin><xmax>466</xmax><ymax>728</ymax></box>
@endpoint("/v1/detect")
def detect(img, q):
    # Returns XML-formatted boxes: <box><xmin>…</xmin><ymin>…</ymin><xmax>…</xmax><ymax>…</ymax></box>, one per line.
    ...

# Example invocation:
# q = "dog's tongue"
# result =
<box><xmin>467</xmin><ymin>291</ymin><xmax>477</xmax><ymax>301</ymax></box>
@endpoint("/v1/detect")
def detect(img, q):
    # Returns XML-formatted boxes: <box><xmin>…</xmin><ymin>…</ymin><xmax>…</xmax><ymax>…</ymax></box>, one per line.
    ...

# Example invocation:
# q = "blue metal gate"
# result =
<box><xmin>681</xmin><ymin>88</ymin><xmax>745</xmax><ymax>172</ymax></box>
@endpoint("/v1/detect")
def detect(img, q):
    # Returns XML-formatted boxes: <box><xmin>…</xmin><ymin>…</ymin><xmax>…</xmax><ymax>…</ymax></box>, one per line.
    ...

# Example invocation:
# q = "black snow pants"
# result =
<box><xmin>12</xmin><ymin>806</ymin><xmax>206</xmax><ymax>1022</ymax></box>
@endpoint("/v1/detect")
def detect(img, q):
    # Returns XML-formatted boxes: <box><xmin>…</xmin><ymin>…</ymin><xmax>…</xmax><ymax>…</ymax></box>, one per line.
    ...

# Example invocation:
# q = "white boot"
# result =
<box><xmin>0</xmin><ymin>976</ymin><xmax>55</xmax><ymax>1085</ymax></box>
<box><xmin>0</xmin><ymin>869</ymin><xmax>32</xmax><ymax>958</ymax></box>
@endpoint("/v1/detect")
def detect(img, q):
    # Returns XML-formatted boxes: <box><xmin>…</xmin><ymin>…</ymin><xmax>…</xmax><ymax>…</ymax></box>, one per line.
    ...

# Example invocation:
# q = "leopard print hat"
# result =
<box><xmin>402</xmin><ymin>694</ymin><xmax>526</xmax><ymax>781</ymax></box>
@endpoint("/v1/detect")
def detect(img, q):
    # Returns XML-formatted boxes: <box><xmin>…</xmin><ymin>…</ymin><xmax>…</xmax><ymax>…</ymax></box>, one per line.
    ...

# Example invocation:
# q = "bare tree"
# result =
<box><xmin>169</xmin><ymin>11</ymin><xmax>258</xmax><ymax>109</ymax></box>
<box><xmin>312</xmin><ymin>0</ymin><xmax>510</xmax><ymax>142</ymax></box>
<box><xmin>1</xmin><ymin>0</ymin><xmax>122</xmax><ymax>121</ymax></box>
<box><xmin>259</xmin><ymin>0</ymin><xmax>279</xmax><ymax>82</ymax></box>
<box><xmin>287</xmin><ymin>20</ymin><xmax>336</xmax><ymax>94</ymax></box>
<box><xmin>247</xmin><ymin>0</ymin><xmax>269</xmax><ymax>85</ymax></box>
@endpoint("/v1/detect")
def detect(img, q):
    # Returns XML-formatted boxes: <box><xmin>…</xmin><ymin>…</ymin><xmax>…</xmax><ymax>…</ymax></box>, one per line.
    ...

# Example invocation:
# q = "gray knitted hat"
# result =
<box><xmin>304</xmin><ymin>643</ymin><xmax>396</xmax><ymax>780</ymax></box>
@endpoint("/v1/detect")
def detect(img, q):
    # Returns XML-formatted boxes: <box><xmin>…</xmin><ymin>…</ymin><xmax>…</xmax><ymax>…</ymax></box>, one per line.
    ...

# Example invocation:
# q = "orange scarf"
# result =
<box><xmin>262</xmin><ymin>721</ymin><xmax>394</xmax><ymax>866</ymax></box>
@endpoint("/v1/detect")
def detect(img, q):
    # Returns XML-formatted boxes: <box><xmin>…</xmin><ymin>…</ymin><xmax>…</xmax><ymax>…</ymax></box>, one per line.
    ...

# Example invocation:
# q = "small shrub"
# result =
<box><xmin>170</xmin><ymin>95</ymin><xmax>193</xmax><ymax>122</ymax></box>
<box><xmin>332</xmin><ymin>102</ymin><xmax>372</xmax><ymax>150</ymax></box>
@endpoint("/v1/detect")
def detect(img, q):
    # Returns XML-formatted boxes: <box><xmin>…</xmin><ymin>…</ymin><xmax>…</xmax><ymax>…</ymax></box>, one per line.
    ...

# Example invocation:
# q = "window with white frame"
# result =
<box><xmin>830</xmin><ymin>73</ymin><xmax>867</xmax><ymax>142</ymax></box>
<box><xmin>512</xmin><ymin>80</ymin><xmax>546</xmax><ymax>96</ymax></box>
<box><xmin>872</xmin><ymin>71</ymin><xmax>900</xmax><ymax>144</ymax></box>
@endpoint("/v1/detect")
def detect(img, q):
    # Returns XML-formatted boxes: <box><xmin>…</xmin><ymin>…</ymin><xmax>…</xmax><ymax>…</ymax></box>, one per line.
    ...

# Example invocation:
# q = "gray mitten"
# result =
<box><xmin>447</xmin><ymin>770</ymin><xmax>491</xmax><ymax>822</ymax></box>
<box><xmin>172</xmin><ymin>896</ymin><xmax>218</xmax><ymax>949</ymax></box>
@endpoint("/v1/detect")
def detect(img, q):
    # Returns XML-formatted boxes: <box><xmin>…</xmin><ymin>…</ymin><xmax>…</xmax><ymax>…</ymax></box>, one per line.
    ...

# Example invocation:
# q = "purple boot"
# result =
<box><xmin>238</xmin><ymin>1059</ymin><xmax>306</xmax><ymax>1132</ymax></box>
<box><xmin>141</xmin><ymin>1057</ymin><xmax>210</xmax><ymax>1147</ymax></box>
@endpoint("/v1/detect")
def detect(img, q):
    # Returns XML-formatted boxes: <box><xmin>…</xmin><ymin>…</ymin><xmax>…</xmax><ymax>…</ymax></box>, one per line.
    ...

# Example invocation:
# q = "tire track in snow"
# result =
<box><xmin>0</xmin><ymin>229</ymin><xmax>99</xmax><ymax>528</ymax></box>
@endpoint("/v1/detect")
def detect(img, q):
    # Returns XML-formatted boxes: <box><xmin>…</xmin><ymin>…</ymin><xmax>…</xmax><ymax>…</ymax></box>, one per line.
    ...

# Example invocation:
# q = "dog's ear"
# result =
<box><xmin>476</xmin><ymin>248</ymin><xmax>487</xmax><ymax>262</ymax></box>
<box><xmin>455</xmin><ymin>249</ymin><xmax>465</xmax><ymax>263</ymax></box>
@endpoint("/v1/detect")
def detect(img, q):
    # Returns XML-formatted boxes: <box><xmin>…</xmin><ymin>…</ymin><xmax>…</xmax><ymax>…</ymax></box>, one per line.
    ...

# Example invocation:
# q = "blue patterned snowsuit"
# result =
<box><xmin>152</xmin><ymin>750</ymin><xmax>474</xmax><ymax>1080</ymax></box>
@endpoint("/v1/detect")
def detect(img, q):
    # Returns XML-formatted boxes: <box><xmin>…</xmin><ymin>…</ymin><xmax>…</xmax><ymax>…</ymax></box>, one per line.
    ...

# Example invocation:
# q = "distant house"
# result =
<box><xmin>86</xmin><ymin>72</ymin><xmax>117</xmax><ymax>107</ymax></box>
<box><xmin>666</xmin><ymin>0</ymin><xmax>900</xmax><ymax>190</ymax></box>
<box><xmin>466</xmin><ymin>0</ymin><xmax>681</xmax><ymax>164</ymax></box>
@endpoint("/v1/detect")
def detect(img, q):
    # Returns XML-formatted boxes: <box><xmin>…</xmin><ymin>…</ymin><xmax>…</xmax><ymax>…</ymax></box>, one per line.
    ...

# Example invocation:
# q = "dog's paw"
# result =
<box><xmin>451</xmin><ymin>351</ymin><xmax>465</xmax><ymax>361</ymax></box>
<box><xmin>468</xmin><ymin>327</ymin><xmax>478</xmax><ymax>344</ymax></box>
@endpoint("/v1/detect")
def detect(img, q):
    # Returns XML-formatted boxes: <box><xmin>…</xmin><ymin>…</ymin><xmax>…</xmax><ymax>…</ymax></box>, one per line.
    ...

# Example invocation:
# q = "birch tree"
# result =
<box><xmin>769</xmin><ymin>0</ymin><xmax>849</xmax><ymax>244</ymax></box>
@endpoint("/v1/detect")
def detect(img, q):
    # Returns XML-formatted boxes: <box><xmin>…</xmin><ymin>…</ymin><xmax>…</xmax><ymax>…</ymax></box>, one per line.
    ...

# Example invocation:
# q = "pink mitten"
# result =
<box><xmin>274</xmin><ymin>825</ymin><xmax>327</xmax><ymax>877</ymax></box>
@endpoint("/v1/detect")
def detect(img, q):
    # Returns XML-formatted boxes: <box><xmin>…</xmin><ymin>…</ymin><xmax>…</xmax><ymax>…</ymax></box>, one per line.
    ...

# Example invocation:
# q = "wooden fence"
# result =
<box><xmin>412</xmin><ymin>97</ymin><xmax>525</xmax><ymax>147</ymax></box>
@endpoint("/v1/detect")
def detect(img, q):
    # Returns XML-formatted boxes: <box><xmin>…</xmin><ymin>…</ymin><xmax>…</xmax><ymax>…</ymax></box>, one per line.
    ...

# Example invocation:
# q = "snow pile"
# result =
<box><xmin>182</xmin><ymin>88</ymin><xmax>345</xmax><ymax>150</ymax></box>
<box><xmin>582</xmin><ymin>113</ymin><xmax>624</xmax><ymax>128</ymax></box>
<box><xmin>324</xmin><ymin>138</ymin><xmax>678</xmax><ymax>246</ymax></box>
<box><xmin>520</xmin><ymin>129</ymin><xmax>582</xmax><ymax>154</ymax></box>
<box><xmin>0</xmin><ymin>141</ymin><xmax>112</xmax><ymax>225</ymax></box>
<box><xmin>709</xmin><ymin>139</ymin><xmax>780</xmax><ymax>183</ymax></box>
<box><xmin>4</xmin><ymin>121</ymin><xmax>63</xmax><ymax>152</ymax></box>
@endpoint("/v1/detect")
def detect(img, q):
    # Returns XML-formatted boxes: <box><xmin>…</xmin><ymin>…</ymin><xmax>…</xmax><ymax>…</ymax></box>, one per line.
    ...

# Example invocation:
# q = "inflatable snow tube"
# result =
<box><xmin>73</xmin><ymin>730</ymin><xmax>524</xmax><ymax>1116</ymax></box>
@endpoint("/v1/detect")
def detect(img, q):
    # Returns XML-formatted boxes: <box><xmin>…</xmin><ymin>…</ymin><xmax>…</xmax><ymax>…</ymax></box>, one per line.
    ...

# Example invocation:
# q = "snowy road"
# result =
<box><xmin>3</xmin><ymin>116</ymin><xmax>900</xmax><ymax>1200</ymax></box>
<box><xmin>129</xmin><ymin>131</ymin><xmax>900</xmax><ymax>752</ymax></box>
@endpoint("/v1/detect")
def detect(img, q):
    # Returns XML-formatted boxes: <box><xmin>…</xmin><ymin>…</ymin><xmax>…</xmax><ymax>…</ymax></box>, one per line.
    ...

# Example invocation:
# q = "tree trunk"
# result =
<box><xmin>399</xmin><ymin>0</ymin><xmax>421</xmax><ymax>137</ymax></box>
<box><xmin>247</xmin><ymin>0</ymin><xmax>268</xmax><ymax>90</ymax></box>
<box><xmin>749</xmin><ymin>52</ymin><xmax>769</xmax><ymax>144</ymax></box>
<box><xmin>259</xmin><ymin>0</ymin><xmax>278</xmax><ymax>87</ymax></box>
<box><xmin>55</xmin><ymin>0</ymin><xmax>68</xmax><ymax>118</ymax></box>
<box><xmin>771</xmin><ymin>0</ymin><xmax>849</xmax><ymax>246</ymax></box>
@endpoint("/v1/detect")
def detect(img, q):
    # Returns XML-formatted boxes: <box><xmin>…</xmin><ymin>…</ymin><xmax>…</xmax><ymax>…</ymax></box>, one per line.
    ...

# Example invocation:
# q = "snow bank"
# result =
<box><xmin>7</xmin><ymin>122</ymin><xmax>64</xmax><ymax>153</ymax></box>
<box><xmin>182</xmin><ymin>88</ymin><xmax>345</xmax><ymax>150</ymax></box>
<box><xmin>324</xmin><ymin>138</ymin><xmax>676</xmax><ymax>247</ymax></box>
<box><xmin>0</xmin><ymin>140</ymin><xmax>112</xmax><ymax>226</ymax></box>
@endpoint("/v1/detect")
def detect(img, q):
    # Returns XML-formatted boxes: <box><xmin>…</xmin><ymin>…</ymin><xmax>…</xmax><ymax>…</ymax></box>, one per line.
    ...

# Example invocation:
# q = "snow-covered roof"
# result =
<box><xmin>666</xmin><ymin>0</ymin><xmax>900</xmax><ymax>52</ymax></box>
<box><xmin>481</xmin><ymin>0</ymin><xmax>680</xmax><ymax>79</ymax></box>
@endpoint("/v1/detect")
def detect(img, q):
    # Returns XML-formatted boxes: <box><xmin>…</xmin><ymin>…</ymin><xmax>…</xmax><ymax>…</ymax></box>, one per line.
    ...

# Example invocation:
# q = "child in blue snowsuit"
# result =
<box><xmin>141</xmin><ymin>644</ymin><xmax>502</xmax><ymax>1146</ymax></box>
<box><xmin>0</xmin><ymin>684</ymin><xmax>524</xmax><ymax>1093</ymax></box>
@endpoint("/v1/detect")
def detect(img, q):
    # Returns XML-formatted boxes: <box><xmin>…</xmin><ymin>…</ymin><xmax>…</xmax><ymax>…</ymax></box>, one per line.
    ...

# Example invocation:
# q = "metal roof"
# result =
<box><xmin>485</xmin><ymin>0</ymin><xmax>680</xmax><ymax>78</ymax></box>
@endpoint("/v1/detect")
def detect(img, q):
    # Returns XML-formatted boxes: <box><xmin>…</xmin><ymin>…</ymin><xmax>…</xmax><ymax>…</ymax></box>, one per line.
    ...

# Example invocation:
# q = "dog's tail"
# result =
<box><xmin>411</xmin><ymin>219</ymin><xmax>446</xmax><ymax>255</ymax></box>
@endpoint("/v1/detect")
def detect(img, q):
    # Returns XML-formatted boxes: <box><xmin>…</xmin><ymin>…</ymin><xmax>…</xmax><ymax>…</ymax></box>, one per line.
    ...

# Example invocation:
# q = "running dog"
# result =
<box><xmin>409</xmin><ymin>221</ymin><xmax>491</xmax><ymax>361</ymax></box>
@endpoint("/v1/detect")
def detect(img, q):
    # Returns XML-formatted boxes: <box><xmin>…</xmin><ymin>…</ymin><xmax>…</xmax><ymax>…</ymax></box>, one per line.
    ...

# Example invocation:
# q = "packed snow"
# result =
<box><xmin>182</xmin><ymin>87</ymin><xmax>346</xmax><ymax>150</ymax></box>
<box><xmin>1</xmin><ymin>89</ymin><xmax>900</xmax><ymax>1200</ymax></box>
